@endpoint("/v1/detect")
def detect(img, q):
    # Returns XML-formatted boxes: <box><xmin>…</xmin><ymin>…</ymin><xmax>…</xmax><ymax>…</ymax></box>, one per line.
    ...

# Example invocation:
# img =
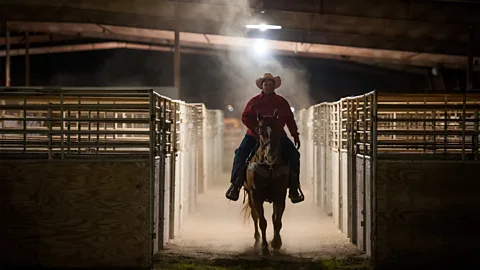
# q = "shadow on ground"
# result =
<box><xmin>154</xmin><ymin>251</ymin><xmax>371</xmax><ymax>270</ymax></box>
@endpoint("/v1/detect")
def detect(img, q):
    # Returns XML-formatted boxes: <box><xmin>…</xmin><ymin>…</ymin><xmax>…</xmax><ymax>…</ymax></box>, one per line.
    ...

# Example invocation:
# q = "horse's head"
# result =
<box><xmin>256</xmin><ymin>110</ymin><xmax>281</xmax><ymax>166</ymax></box>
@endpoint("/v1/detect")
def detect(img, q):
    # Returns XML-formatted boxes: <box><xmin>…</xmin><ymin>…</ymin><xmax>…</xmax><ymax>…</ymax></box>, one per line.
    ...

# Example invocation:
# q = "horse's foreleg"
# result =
<box><xmin>271</xmin><ymin>201</ymin><xmax>286</xmax><ymax>250</ymax></box>
<box><xmin>249</xmin><ymin>196</ymin><xmax>260</xmax><ymax>248</ymax></box>
<box><xmin>255</xmin><ymin>199</ymin><xmax>269</xmax><ymax>255</ymax></box>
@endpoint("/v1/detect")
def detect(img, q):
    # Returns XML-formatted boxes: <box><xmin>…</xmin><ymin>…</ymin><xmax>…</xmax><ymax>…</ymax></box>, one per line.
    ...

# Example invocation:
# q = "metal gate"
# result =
<box><xmin>0</xmin><ymin>87</ymin><xmax>224</xmax><ymax>268</ymax></box>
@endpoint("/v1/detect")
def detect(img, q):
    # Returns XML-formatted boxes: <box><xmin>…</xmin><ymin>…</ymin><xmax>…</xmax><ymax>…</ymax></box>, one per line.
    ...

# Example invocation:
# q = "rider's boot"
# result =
<box><xmin>226</xmin><ymin>166</ymin><xmax>245</xmax><ymax>201</ymax></box>
<box><xmin>226</xmin><ymin>180</ymin><xmax>242</xmax><ymax>201</ymax></box>
<box><xmin>288</xmin><ymin>172</ymin><xmax>305</xmax><ymax>204</ymax></box>
<box><xmin>226</xmin><ymin>145</ymin><xmax>258</xmax><ymax>201</ymax></box>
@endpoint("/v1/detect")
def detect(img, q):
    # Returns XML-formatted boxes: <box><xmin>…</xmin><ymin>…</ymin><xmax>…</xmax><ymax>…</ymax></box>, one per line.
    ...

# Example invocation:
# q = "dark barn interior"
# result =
<box><xmin>1</xmin><ymin>1</ymin><xmax>480</xmax><ymax>269</ymax></box>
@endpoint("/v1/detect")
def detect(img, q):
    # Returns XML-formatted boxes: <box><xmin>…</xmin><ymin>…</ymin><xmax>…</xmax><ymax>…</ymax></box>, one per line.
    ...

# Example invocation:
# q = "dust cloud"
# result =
<box><xmin>162</xmin><ymin>1</ymin><xmax>360</xmax><ymax>260</ymax></box>
<box><xmin>164</xmin><ymin>175</ymin><xmax>360</xmax><ymax>259</ymax></box>
<box><xmin>179</xmin><ymin>0</ymin><xmax>315</xmax><ymax>113</ymax></box>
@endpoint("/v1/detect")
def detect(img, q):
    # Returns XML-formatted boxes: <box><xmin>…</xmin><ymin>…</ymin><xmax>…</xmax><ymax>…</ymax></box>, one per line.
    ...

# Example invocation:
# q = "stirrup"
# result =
<box><xmin>226</xmin><ymin>184</ymin><xmax>241</xmax><ymax>201</ymax></box>
<box><xmin>289</xmin><ymin>188</ymin><xmax>305</xmax><ymax>204</ymax></box>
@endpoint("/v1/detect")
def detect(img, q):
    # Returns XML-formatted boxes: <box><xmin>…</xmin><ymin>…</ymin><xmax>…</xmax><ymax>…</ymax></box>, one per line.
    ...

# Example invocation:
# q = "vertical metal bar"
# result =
<box><xmin>475</xmin><ymin>107</ymin><xmax>479</xmax><ymax>160</ymax></box>
<box><xmin>337</xmin><ymin>101</ymin><xmax>343</xmax><ymax>231</ymax></box>
<box><xmin>25</xmin><ymin>31</ymin><xmax>30</xmax><ymax>87</ymax></box>
<box><xmin>157</xmin><ymin>98</ymin><xmax>162</xmax><ymax>155</ymax></box>
<box><xmin>169</xmin><ymin>102</ymin><xmax>177</xmax><ymax>240</ymax></box>
<box><xmin>88</xmin><ymin>109</ymin><xmax>92</xmax><ymax>144</ymax></box>
<box><xmin>96</xmin><ymin>100</ymin><xmax>100</xmax><ymax>155</ymax></box>
<box><xmin>432</xmin><ymin>110</ymin><xmax>436</xmax><ymax>154</ymax></box>
<box><xmin>351</xmin><ymin>97</ymin><xmax>358</xmax><ymax>245</ymax></box>
<box><xmin>423</xmin><ymin>98</ymin><xmax>427</xmax><ymax>153</ymax></box>
<box><xmin>167</xmin><ymin>101</ymin><xmax>172</xmax><ymax>154</ymax></box>
<box><xmin>60</xmin><ymin>91</ymin><xmax>64</xmax><ymax>159</ymax></box>
<box><xmin>337</xmin><ymin>103</ymin><xmax>341</xmax><ymax>150</ymax></box>
<box><xmin>415</xmin><ymin>109</ymin><xmax>419</xmax><ymax>145</ymax></box>
<box><xmin>346</xmin><ymin>99</ymin><xmax>353</xmax><ymax>239</ymax></box>
<box><xmin>363</xmin><ymin>96</ymin><xmax>367</xmax><ymax>156</ymax></box>
<box><xmin>48</xmin><ymin>103</ymin><xmax>53</xmax><ymax>159</ymax></box>
<box><xmin>5</xmin><ymin>22</ymin><xmax>10</xmax><ymax>87</ymax></box>
<box><xmin>356</xmin><ymin>99</ymin><xmax>360</xmax><ymax>155</ymax></box>
<box><xmin>122</xmin><ymin>113</ymin><xmax>126</xmax><ymax>138</ymax></box>
<box><xmin>155</xmin><ymin>95</ymin><xmax>164</xmax><ymax>247</ymax></box>
<box><xmin>393</xmin><ymin>112</ymin><xmax>396</xmax><ymax>140</ymax></box>
<box><xmin>461</xmin><ymin>92</ymin><xmax>467</xmax><ymax>161</ymax></box>
<box><xmin>67</xmin><ymin>109</ymin><xmax>71</xmax><ymax>155</ymax></box>
<box><xmin>104</xmin><ymin>108</ymin><xmax>107</xmax><ymax>149</ymax></box>
<box><xmin>158</xmin><ymin>96</ymin><xmax>167</xmax><ymax>247</ymax></box>
<box><xmin>23</xmin><ymin>97</ymin><xmax>27</xmax><ymax>153</ymax></box>
<box><xmin>443</xmin><ymin>97</ymin><xmax>447</xmax><ymax>158</ymax></box>
<box><xmin>78</xmin><ymin>96</ymin><xmax>81</xmax><ymax>155</ymax></box>
<box><xmin>160</xmin><ymin>98</ymin><xmax>168</xmax><ymax>244</ymax></box>
<box><xmin>148</xmin><ymin>90</ymin><xmax>156</xmax><ymax>260</ymax></box>
<box><xmin>370</xmin><ymin>92</ymin><xmax>378</xmax><ymax>264</ymax></box>
<box><xmin>113</xmin><ymin>101</ymin><xmax>116</xmax><ymax>143</ymax></box>
<box><xmin>406</xmin><ymin>101</ymin><xmax>410</xmax><ymax>146</ymax></box>
<box><xmin>362</xmin><ymin>95</ymin><xmax>367</xmax><ymax>252</ymax></box>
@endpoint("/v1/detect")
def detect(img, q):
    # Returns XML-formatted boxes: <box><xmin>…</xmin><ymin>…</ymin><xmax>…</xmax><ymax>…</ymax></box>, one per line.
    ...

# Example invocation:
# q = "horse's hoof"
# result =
<box><xmin>254</xmin><ymin>240</ymin><xmax>260</xmax><ymax>249</ymax></box>
<box><xmin>262</xmin><ymin>247</ymin><xmax>270</xmax><ymax>256</ymax></box>
<box><xmin>271</xmin><ymin>237</ymin><xmax>282</xmax><ymax>250</ymax></box>
<box><xmin>271</xmin><ymin>240</ymin><xmax>282</xmax><ymax>250</ymax></box>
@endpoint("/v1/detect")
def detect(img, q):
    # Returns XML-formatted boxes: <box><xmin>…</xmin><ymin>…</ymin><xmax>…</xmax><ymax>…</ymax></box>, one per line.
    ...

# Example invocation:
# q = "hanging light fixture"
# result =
<box><xmin>245</xmin><ymin>23</ymin><xmax>282</xmax><ymax>31</ymax></box>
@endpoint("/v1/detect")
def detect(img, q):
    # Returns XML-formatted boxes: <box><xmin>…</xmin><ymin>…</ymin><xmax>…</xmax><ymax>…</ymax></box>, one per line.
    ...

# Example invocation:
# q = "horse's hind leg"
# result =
<box><xmin>249</xmin><ymin>197</ymin><xmax>260</xmax><ymax>248</ymax></box>
<box><xmin>271</xmin><ymin>201</ymin><xmax>286</xmax><ymax>250</ymax></box>
<box><xmin>254</xmin><ymin>199</ymin><xmax>269</xmax><ymax>255</ymax></box>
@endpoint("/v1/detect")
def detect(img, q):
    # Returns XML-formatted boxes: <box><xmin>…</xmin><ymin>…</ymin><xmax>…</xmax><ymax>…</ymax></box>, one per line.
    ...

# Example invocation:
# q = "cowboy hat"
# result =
<box><xmin>255</xmin><ymin>73</ymin><xmax>281</xmax><ymax>90</ymax></box>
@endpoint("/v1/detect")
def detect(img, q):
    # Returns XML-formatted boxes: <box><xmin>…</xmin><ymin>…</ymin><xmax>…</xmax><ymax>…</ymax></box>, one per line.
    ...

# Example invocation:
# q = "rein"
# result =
<box><xmin>255</xmin><ymin>137</ymin><xmax>281</xmax><ymax>170</ymax></box>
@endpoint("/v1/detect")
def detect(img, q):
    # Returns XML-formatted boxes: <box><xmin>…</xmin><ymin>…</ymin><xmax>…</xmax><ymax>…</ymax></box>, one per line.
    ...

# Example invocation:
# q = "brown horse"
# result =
<box><xmin>241</xmin><ymin>110</ymin><xmax>290</xmax><ymax>255</ymax></box>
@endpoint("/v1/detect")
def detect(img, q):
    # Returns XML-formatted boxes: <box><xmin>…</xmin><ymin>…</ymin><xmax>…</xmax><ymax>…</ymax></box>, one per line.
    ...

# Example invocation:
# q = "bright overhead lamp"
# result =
<box><xmin>252</xmin><ymin>38</ymin><xmax>268</xmax><ymax>55</ymax></box>
<box><xmin>245</xmin><ymin>24</ymin><xmax>282</xmax><ymax>31</ymax></box>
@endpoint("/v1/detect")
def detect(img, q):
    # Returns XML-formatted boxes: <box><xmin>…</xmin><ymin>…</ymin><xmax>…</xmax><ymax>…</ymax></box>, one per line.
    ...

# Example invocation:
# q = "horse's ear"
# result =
<box><xmin>257</xmin><ymin>111</ymin><xmax>263</xmax><ymax>122</ymax></box>
<box><xmin>273</xmin><ymin>109</ymin><xmax>278</xmax><ymax>119</ymax></box>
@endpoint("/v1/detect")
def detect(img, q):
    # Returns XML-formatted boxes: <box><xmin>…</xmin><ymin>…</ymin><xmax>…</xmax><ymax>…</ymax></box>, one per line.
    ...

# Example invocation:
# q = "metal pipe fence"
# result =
<box><xmin>0</xmin><ymin>88</ymin><xmax>154</xmax><ymax>159</ymax></box>
<box><xmin>375</xmin><ymin>93</ymin><xmax>480</xmax><ymax>160</ymax></box>
<box><xmin>297</xmin><ymin>90</ymin><xmax>480</xmax><ymax>255</ymax></box>
<box><xmin>0</xmin><ymin>87</ymin><xmax>224</xmax><ymax>251</ymax></box>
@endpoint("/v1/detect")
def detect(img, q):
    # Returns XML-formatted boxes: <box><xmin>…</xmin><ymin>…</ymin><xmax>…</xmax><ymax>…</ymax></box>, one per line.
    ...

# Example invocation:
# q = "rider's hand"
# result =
<box><xmin>294</xmin><ymin>136</ymin><xmax>301</xmax><ymax>150</ymax></box>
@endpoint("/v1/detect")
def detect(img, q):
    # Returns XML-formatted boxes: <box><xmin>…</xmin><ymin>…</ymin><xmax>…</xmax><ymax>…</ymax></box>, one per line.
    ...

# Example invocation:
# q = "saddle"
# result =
<box><xmin>240</xmin><ymin>143</ymin><xmax>290</xmax><ymax>180</ymax></box>
<box><xmin>241</xmin><ymin>144</ymin><xmax>290</xmax><ymax>203</ymax></box>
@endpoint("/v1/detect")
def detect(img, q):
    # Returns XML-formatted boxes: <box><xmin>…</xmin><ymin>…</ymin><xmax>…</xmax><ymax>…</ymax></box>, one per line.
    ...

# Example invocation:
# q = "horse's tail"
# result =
<box><xmin>241</xmin><ymin>189</ymin><xmax>251</xmax><ymax>223</ymax></box>
<box><xmin>241</xmin><ymin>188</ymin><xmax>259</xmax><ymax>223</ymax></box>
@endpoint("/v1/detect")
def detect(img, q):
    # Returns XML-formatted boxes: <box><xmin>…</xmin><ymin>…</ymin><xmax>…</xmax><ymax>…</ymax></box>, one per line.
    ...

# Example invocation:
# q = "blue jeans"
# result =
<box><xmin>230</xmin><ymin>134</ymin><xmax>300</xmax><ymax>184</ymax></box>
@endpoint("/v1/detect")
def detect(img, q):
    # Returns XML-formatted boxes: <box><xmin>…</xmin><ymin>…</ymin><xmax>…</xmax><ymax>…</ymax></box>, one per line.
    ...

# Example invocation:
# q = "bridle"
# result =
<box><xmin>256</xmin><ymin>122</ymin><xmax>281</xmax><ymax>170</ymax></box>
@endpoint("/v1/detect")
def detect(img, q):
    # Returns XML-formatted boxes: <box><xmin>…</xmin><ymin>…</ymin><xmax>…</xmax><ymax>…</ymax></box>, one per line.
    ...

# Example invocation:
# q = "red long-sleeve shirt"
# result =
<box><xmin>242</xmin><ymin>92</ymin><xmax>299</xmax><ymax>138</ymax></box>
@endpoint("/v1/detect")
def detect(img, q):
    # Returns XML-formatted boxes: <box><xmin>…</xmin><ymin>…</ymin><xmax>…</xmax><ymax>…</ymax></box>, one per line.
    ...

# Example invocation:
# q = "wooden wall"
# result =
<box><xmin>375</xmin><ymin>161</ymin><xmax>480</xmax><ymax>269</ymax></box>
<box><xmin>0</xmin><ymin>161</ymin><xmax>152</xmax><ymax>268</ymax></box>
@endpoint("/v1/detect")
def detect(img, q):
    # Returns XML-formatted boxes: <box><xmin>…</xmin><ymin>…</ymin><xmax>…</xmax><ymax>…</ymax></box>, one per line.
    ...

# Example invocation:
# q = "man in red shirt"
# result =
<box><xmin>225</xmin><ymin>73</ymin><xmax>304</xmax><ymax>204</ymax></box>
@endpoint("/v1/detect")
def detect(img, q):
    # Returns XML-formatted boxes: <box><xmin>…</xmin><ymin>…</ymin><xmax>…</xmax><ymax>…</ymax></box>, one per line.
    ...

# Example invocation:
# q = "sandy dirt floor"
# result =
<box><xmin>160</xmin><ymin>176</ymin><xmax>362</xmax><ymax>262</ymax></box>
